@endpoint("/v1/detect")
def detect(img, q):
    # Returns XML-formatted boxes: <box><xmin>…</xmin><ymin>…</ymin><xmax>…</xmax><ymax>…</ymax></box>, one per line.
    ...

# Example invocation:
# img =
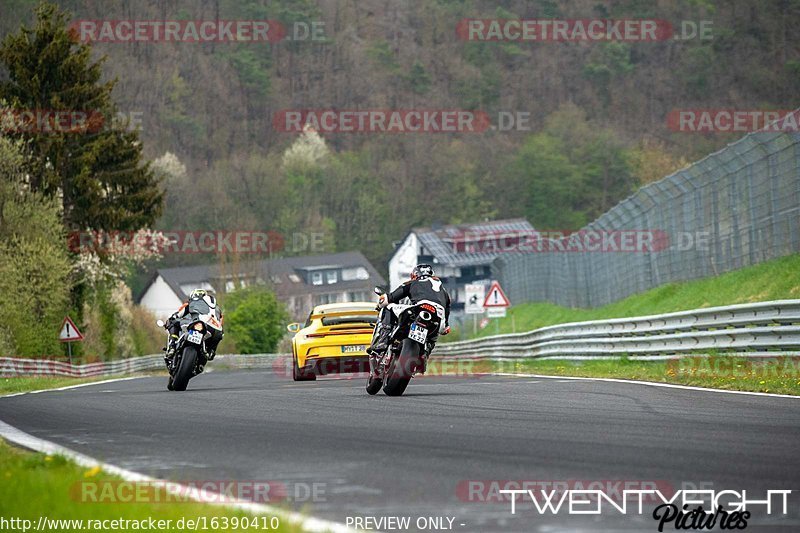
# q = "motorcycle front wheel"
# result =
<box><xmin>172</xmin><ymin>345</ymin><xmax>198</xmax><ymax>391</ymax></box>
<box><xmin>366</xmin><ymin>375</ymin><xmax>382</xmax><ymax>395</ymax></box>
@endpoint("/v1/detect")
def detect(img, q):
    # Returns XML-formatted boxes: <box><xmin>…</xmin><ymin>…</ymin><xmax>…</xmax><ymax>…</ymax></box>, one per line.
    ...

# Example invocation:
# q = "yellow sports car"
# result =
<box><xmin>287</xmin><ymin>302</ymin><xmax>378</xmax><ymax>381</ymax></box>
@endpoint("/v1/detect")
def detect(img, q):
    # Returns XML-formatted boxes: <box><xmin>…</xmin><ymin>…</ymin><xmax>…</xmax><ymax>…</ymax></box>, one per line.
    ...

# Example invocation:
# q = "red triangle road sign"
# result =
<box><xmin>483</xmin><ymin>281</ymin><xmax>510</xmax><ymax>308</ymax></box>
<box><xmin>59</xmin><ymin>316</ymin><xmax>84</xmax><ymax>342</ymax></box>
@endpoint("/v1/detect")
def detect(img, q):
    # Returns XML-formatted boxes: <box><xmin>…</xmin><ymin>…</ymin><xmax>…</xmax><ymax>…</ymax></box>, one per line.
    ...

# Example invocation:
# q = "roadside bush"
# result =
<box><xmin>223</xmin><ymin>286</ymin><xmax>288</xmax><ymax>354</ymax></box>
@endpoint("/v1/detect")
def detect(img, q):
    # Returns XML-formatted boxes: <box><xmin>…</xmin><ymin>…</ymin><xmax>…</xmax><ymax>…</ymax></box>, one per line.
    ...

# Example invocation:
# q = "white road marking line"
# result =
<box><xmin>491</xmin><ymin>373</ymin><xmax>800</xmax><ymax>399</ymax></box>
<box><xmin>0</xmin><ymin>376</ymin><xmax>144</xmax><ymax>399</ymax></box>
<box><xmin>0</xmin><ymin>419</ymin><xmax>360</xmax><ymax>533</ymax></box>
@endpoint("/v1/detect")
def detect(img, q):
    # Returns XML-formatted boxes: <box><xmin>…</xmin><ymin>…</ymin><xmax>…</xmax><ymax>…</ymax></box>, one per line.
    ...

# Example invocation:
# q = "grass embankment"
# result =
<box><xmin>441</xmin><ymin>254</ymin><xmax>800</xmax><ymax>395</ymax></box>
<box><xmin>427</xmin><ymin>356</ymin><xmax>800</xmax><ymax>395</ymax></box>
<box><xmin>0</xmin><ymin>376</ymin><xmax>115</xmax><ymax>395</ymax></box>
<box><xmin>0</xmin><ymin>439</ymin><xmax>301</xmax><ymax>532</ymax></box>
<box><xmin>465</xmin><ymin>253</ymin><xmax>800</xmax><ymax>338</ymax></box>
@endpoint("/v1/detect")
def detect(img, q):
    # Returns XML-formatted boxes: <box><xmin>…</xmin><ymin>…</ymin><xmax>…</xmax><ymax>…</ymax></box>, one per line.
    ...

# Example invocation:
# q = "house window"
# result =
<box><xmin>311</xmin><ymin>272</ymin><xmax>323</xmax><ymax>286</ymax></box>
<box><xmin>289</xmin><ymin>274</ymin><xmax>301</xmax><ymax>283</ymax></box>
<box><xmin>341</xmin><ymin>267</ymin><xmax>369</xmax><ymax>281</ymax></box>
<box><xmin>313</xmin><ymin>293</ymin><xmax>338</xmax><ymax>306</ymax></box>
<box><xmin>348</xmin><ymin>291</ymin><xmax>367</xmax><ymax>302</ymax></box>
<box><xmin>326</xmin><ymin>270</ymin><xmax>338</xmax><ymax>284</ymax></box>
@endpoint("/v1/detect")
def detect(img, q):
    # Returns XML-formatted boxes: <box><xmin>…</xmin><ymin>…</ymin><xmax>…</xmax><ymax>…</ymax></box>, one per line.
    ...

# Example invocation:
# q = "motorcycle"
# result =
<box><xmin>157</xmin><ymin>297</ymin><xmax>223</xmax><ymax>391</ymax></box>
<box><xmin>366</xmin><ymin>287</ymin><xmax>445</xmax><ymax>396</ymax></box>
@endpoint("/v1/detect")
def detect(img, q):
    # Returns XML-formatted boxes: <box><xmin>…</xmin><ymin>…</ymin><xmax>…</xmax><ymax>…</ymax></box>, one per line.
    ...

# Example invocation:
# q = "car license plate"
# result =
<box><xmin>341</xmin><ymin>345</ymin><xmax>366</xmax><ymax>353</ymax></box>
<box><xmin>409</xmin><ymin>323</ymin><xmax>428</xmax><ymax>344</ymax></box>
<box><xmin>186</xmin><ymin>330</ymin><xmax>203</xmax><ymax>344</ymax></box>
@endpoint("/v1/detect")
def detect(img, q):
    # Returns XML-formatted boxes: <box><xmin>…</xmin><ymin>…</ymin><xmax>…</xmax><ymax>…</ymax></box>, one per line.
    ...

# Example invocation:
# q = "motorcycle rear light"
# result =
<box><xmin>420</xmin><ymin>304</ymin><xmax>437</xmax><ymax>313</ymax></box>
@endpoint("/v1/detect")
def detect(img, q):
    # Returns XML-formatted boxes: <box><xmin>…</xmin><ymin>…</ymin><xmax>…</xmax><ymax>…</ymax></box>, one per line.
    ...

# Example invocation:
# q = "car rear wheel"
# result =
<box><xmin>292</xmin><ymin>352</ymin><xmax>316</xmax><ymax>381</ymax></box>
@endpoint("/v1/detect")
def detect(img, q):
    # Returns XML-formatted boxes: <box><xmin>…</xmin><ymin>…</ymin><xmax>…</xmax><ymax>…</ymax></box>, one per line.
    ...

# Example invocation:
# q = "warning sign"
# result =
<box><xmin>59</xmin><ymin>316</ymin><xmax>84</xmax><ymax>342</ymax></box>
<box><xmin>483</xmin><ymin>281</ymin><xmax>510</xmax><ymax>308</ymax></box>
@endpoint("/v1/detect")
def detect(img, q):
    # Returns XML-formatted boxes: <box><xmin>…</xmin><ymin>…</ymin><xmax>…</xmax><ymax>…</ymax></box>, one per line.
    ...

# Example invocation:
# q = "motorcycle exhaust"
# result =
<box><xmin>419</xmin><ymin>310</ymin><xmax>432</xmax><ymax>321</ymax></box>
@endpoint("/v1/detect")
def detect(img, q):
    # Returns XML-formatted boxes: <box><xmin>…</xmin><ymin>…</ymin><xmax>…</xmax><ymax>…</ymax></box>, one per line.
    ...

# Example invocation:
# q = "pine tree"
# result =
<box><xmin>0</xmin><ymin>2</ymin><xmax>163</xmax><ymax>232</ymax></box>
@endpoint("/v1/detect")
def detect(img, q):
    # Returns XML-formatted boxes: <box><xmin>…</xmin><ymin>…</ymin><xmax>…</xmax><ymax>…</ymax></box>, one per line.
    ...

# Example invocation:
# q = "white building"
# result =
<box><xmin>388</xmin><ymin>219</ymin><xmax>534</xmax><ymax>315</ymax></box>
<box><xmin>137</xmin><ymin>251</ymin><xmax>385</xmax><ymax>321</ymax></box>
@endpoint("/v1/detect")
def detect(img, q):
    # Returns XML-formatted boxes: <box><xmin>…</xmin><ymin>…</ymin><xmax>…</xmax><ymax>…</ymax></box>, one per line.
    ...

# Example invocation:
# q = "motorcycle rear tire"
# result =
<box><xmin>382</xmin><ymin>339</ymin><xmax>418</xmax><ymax>396</ymax></box>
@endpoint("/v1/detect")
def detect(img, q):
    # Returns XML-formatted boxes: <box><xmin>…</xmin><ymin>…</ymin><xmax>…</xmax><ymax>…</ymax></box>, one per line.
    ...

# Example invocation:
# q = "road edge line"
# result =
<box><xmin>0</xmin><ymin>419</ymin><xmax>359</xmax><ymax>533</ymax></box>
<box><xmin>0</xmin><ymin>376</ymin><xmax>145</xmax><ymax>399</ymax></box>
<box><xmin>491</xmin><ymin>373</ymin><xmax>800</xmax><ymax>399</ymax></box>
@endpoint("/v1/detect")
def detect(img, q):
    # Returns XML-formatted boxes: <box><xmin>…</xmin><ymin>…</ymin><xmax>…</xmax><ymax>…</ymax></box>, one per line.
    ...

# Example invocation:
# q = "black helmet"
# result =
<box><xmin>411</xmin><ymin>264</ymin><xmax>434</xmax><ymax>280</ymax></box>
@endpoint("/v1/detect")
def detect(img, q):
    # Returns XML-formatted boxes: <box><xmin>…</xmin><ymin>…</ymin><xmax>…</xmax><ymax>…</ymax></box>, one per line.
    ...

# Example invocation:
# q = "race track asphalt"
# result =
<box><xmin>2</xmin><ymin>369</ymin><xmax>799</xmax><ymax>532</ymax></box>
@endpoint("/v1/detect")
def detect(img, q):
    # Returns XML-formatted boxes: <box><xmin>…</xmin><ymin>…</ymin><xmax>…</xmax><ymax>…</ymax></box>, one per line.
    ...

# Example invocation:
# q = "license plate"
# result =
<box><xmin>409</xmin><ymin>323</ymin><xmax>428</xmax><ymax>344</ymax></box>
<box><xmin>186</xmin><ymin>330</ymin><xmax>203</xmax><ymax>344</ymax></box>
<box><xmin>341</xmin><ymin>345</ymin><xmax>366</xmax><ymax>353</ymax></box>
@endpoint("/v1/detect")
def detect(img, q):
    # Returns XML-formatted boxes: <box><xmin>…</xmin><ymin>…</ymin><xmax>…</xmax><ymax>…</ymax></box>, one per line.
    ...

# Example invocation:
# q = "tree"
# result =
<box><xmin>223</xmin><ymin>286</ymin><xmax>288</xmax><ymax>354</ymax></box>
<box><xmin>0</xmin><ymin>136</ymin><xmax>71</xmax><ymax>356</ymax></box>
<box><xmin>0</xmin><ymin>2</ymin><xmax>163</xmax><ymax>233</ymax></box>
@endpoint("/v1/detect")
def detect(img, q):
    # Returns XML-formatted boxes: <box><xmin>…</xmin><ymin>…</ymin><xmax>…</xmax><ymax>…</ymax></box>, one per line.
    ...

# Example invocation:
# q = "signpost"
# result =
<box><xmin>483</xmin><ymin>280</ymin><xmax>511</xmax><ymax>309</ymax></box>
<box><xmin>59</xmin><ymin>316</ymin><xmax>84</xmax><ymax>365</ymax></box>
<box><xmin>483</xmin><ymin>281</ymin><xmax>510</xmax><ymax>332</ymax></box>
<box><xmin>464</xmin><ymin>283</ymin><xmax>486</xmax><ymax>336</ymax></box>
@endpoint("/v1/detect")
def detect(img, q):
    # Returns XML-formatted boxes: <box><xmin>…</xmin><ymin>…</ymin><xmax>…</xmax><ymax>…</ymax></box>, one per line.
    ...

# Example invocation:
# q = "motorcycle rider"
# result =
<box><xmin>164</xmin><ymin>289</ymin><xmax>224</xmax><ymax>363</ymax></box>
<box><xmin>367</xmin><ymin>264</ymin><xmax>451</xmax><ymax>369</ymax></box>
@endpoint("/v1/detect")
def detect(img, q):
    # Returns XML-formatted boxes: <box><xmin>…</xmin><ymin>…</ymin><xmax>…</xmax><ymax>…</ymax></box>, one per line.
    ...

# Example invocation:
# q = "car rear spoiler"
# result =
<box><xmin>309</xmin><ymin>309</ymin><xmax>378</xmax><ymax>321</ymax></box>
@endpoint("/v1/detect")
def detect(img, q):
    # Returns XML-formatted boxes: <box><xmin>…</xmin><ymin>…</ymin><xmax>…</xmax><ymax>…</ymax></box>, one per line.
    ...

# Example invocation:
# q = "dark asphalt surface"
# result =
<box><xmin>2</xmin><ymin>369</ymin><xmax>800</xmax><ymax>532</ymax></box>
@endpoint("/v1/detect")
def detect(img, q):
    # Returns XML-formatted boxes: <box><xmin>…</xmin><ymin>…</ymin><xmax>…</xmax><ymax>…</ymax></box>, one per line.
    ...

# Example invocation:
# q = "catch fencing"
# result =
<box><xmin>434</xmin><ymin>300</ymin><xmax>800</xmax><ymax>359</ymax></box>
<box><xmin>495</xmin><ymin>111</ymin><xmax>800</xmax><ymax>307</ymax></box>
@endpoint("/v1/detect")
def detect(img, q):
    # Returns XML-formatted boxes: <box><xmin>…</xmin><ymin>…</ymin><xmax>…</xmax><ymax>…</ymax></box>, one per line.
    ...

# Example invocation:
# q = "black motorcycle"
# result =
<box><xmin>157</xmin><ymin>298</ymin><xmax>223</xmax><ymax>391</ymax></box>
<box><xmin>367</xmin><ymin>287</ymin><xmax>443</xmax><ymax>396</ymax></box>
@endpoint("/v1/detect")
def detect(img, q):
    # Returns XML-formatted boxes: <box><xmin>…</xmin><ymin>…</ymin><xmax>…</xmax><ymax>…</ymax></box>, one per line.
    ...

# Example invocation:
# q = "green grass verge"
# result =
<box><xmin>444</xmin><ymin>357</ymin><xmax>800</xmax><ymax>395</ymax></box>
<box><xmin>0</xmin><ymin>440</ymin><xmax>301</xmax><ymax>532</ymax></box>
<box><xmin>458</xmin><ymin>253</ymin><xmax>800</xmax><ymax>339</ymax></box>
<box><xmin>0</xmin><ymin>376</ymin><xmax>115</xmax><ymax>395</ymax></box>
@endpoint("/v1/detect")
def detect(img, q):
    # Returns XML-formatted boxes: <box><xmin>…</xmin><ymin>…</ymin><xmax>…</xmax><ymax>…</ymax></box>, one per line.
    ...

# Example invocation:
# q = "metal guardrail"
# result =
<box><xmin>434</xmin><ymin>300</ymin><xmax>800</xmax><ymax>359</ymax></box>
<box><xmin>4</xmin><ymin>301</ymin><xmax>799</xmax><ymax>377</ymax></box>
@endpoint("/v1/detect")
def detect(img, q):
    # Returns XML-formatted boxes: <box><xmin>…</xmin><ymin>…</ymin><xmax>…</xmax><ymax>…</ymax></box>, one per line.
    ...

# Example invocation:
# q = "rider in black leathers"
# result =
<box><xmin>164</xmin><ymin>289</ymin><xmax>224</xmax><ymax>364</ymax></box>
<box><xmin>367</xmin><ymin>264</ymin><xmax>451</xmax><ymax>363</ymax></box>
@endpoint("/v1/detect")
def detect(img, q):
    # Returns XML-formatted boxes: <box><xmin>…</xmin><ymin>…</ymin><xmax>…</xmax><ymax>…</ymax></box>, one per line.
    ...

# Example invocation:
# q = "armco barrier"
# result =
<box><xmin>4</xmin><ymin>300</ymin><xmax>799</xmax><ymax>377</ymax></box>
<box><xmin>434</xmin><ymin>300</ymin><xmax>800</xmax><ymax>359</ymax></box>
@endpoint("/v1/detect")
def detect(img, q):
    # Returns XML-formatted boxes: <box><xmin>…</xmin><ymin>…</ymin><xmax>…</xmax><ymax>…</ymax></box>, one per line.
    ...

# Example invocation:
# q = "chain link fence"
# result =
<box><xmin>496</xmin><ymin>112</ymin><xmax>800</xmax><ymax>308</ymax></box>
